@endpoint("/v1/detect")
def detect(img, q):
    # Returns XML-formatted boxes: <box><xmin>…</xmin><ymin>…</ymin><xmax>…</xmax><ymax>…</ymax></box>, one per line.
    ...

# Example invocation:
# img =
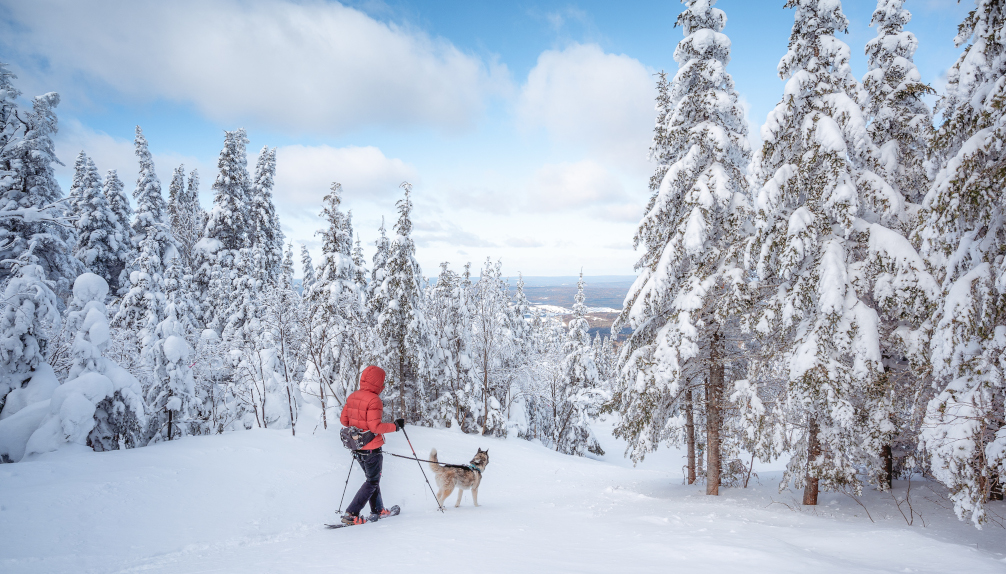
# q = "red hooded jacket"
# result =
<box><xmin>340</xmin><ymin>366</ymin><xmax>397</xmax><ymax>450</ymax></box>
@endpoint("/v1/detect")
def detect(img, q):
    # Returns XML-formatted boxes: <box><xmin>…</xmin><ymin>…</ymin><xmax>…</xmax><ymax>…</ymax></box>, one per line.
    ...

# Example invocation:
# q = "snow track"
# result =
<box><xmin>0</xmin><ymin>427</ymin><xmax>1002</xmax><ymax>573</ymax></box>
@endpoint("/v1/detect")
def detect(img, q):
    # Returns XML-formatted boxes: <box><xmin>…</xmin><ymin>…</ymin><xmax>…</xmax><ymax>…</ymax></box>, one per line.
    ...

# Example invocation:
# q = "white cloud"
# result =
<box><xmin>414</xmin><ymin>220</ymin><xmax>496</xmax><ymax>248</ymax></box>
<box><xmin>2</xmin><ymin>0</ymin><xmax>510</xmax><ymax>134</ymax></box>
<box><xmin>505</xmin><ymin>236</ymin><xmax>545</xmax><ymax>248</ymax></box>
<box><xmin>526</xmin><ymin>160</ymin><xmax>628</xmax><ymax>211</ymax></box>
<box><xmin>517</xmin><ymin>43</ymin><xmax>654</xmax><ymax>169</ymax></box>
<box><xmin>272</xmin><ymin>144</ymin><xmax>417</xmax><ymax>214</ymax></box>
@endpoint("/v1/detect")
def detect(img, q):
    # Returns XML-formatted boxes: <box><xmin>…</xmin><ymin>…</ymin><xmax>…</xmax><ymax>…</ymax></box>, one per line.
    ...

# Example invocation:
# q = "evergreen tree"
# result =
<box><xmin>131</xmin><ymin>126</ymin><xmax>169</xmax><ymax>245</ymax></box>
<box><xmin>63</xmin><ymin>273</ymin><xmax>146</xmax><ymax>451</ymax></box>
<box><xmin>303</xmin><ymin>183</ymin><xmax>367</xmax><ymax>407</ymax></box>
<box><xmin>147</xmin><ymin>300</ymin><xmax>195</xmax><ymax>442</ymax></box>
<box><xmin>167</xmin><ymin>165</ymin><xmax>204</xmax><ymax>270</ymax></box>
<box><xmin>300</xmin><ymin>245</ymin><xmax>315</xmax><ymax>294</ymax></box>
<box><xmin>0</xmin><ymin>70</ymin><xmax>79</xmax><ymax>407</ymax></box>
<box><xmin>861</xmin><ymin>0</ymin><xmax>935</xmax><ymax>205</ymax></box>
<box><xmin>366</xmin><ymin>217</ymin><xmax>390</xmax><ymax>316</ymax></box>
<box><xmin>556</xmin><ymin>272</ymin><xmax>604</xmax><ymax>455</ymax></box>
<box><xmin>918</xmin><ymin>0</ymin><xmax>1006</xmax><ymax>526</ymax></box>
<box><xmin>749</xmin><ymin>0</ymin><xmax>929</xmax><ymax>505</ymax></box>
<box><xmin>103</xmin><ymin>170</ymin><xmax>134</xmax><ymax>293</ymax></box>
<box><xmin>249</xmin><ymin>146</ymin><xmax>284</xmax><ymax>284</ymax></box>
<box><xmin>196</xmin><ymin>129</ymin><xmax>251</xmax><ymax>329</ymax></box>
<box><xmin>370</xmin><ymin>183</ymin><xmax>426</xmax><ymax>419</ymax></box>
<box><xmin>423</xmin><ymin>262</ymin><xmax>475</xmax><ymax>430</ymax></box>
<box><xmin>611</xmin><ymin>0</ymin><xmax>751</xmax><ymax>495</ymax></box>
<box><xmin>0</xmin><ymin>82</ymin><xmax>80</xmax><ymax>296</ymax></box>
<box><xmin>352</xmin><ymin>233</ymin><xmax>368</xmax><ymax>294</ymax></box>
<box><xmin>71</xmin><ymin>156</ymin><xmax>121</xmax><ymax>290</ymax></box>
<box><xmin>280</xmin><ymin>243</ymin><xmax>295</xmax><ymax>290</ymax></box>
<box><xmin>111</xmin><ymin>235</ymin><xmax>167</xmax><ymax>413</ymax></box>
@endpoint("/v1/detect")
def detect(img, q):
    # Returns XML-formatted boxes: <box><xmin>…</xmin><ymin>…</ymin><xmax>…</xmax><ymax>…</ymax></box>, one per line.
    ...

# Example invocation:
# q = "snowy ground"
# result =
<box><xmin>1</xmin><ymin>423</ymin><xmax>1004</xmax><ymax>573</ymax></box>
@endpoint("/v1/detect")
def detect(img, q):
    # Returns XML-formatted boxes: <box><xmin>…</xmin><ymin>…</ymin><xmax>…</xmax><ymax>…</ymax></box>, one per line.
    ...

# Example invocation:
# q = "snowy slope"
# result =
<box><xmin>1</xmin><ymin>426</ymin><xmax>1003</xmax><ymax>573</ymax></box>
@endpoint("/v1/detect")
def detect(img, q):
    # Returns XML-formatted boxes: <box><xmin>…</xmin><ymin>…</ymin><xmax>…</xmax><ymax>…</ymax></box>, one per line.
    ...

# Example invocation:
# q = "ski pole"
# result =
<box><xmin>337</xmin><ymin>454</ymin><xmax>356</xmax><ymax>513</ymax></box>
<box><xmin>400</xmin><ymin>426</ymin><xmax>444</xmax><ymax>513</ymax></box>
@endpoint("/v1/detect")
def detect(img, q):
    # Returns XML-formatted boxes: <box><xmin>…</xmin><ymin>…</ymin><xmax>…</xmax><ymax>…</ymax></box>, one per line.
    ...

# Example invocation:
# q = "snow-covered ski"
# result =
<box><xmin>326</xmin><ymin>505</ymin><xmax>400</xmax><ymax>529</ymax></box>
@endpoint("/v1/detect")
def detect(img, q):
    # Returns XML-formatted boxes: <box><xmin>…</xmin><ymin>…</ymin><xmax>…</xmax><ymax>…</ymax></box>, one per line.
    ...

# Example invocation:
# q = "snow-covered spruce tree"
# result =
<box><xmin>469</xmin><ymin>258</ymin><xmax>514</xmax><ymax>437</ymax></box>
<box><xmin>280</xmin><ymin>243</ymin><xmax>295</xmax><ymax>290</ymax></box>
<box><xmin>111</xmin><ymin>235</ymin><xmax>166</xmax><ymax>391</ymax></box>
<box><xmin>423</xmin><ymin>262</ymin><xmax>475</xmax><ymax>430</ymax></box>
<box><xmin>167</xmin><ymin>165</ymin><xmax>202</xmax><ymax>270</ymax></box>
<box><xmin>19</xmin><ymin>274</ymin><xmax>146</xmax><ymax>458</ymax></box>
<box><xmin>63</xmin><ymin>273</ymin><xmax>145</xmax><ymax>450</ymax></box>
<box><xmin>858</xmin><ymin>1</ymin><xmax>939</xmax><ymax>490</ymax></box>
<box><xmin>249</xmin><ymin>147</ymin><xmax>284</xmax><ymax>284</ymax></box>
<box><xmin>146</xmin><ymin>300</ymin><xmax>195</xmax><ymax>442</ymax></box>
<box><xmin>917</xmin><ymin>0</ymin><xmax>1006</xmax><ymax>527</ymax></box>
<box><xmin>131</xmin><ymin>127</ymin><xmax>170</xmax><ymax>248</ymax></box>
<box><xmin>610</xmin><ymin>0</ymin><xmax>751</xmax><ymax>495</ymax></box>
<box><xmin>749</xmin><ymin>0</ymin><xmax>935</xmax><ymax>504</ymax></box>
<box><xmin>555</xmin><ymin>273</ymin><xmax>604</xmax><ymax>455</ymax></box>
<box><xmin>302</xmin><ymin>183</ymin><xmax>367</xmax><ymax>413</ymax></box>
<box><xmin>365</xmin><ymin>217</ymin><xmax>390</xmax><ymax>316</ymax></box>
<box><xmin>0</xmin><ymin>81</ymin><xmax>80</xmax><ymax>297</ymax></box>
<box><xmin>861</xmin><ymin>0</ymin><xmax>934</xmax><ymax>206</ymax></box>
<box><xmin>300</xmin><ymin>245</ymin><xmax>315</xmax><ymax>294</ymax></box>
<box><xmin>0</xmin><ymin>72</ymin><xmax>81</xmax><ymax>409</ymax></box>
<box><xmin>195</xmin><ymin>129</ymin><xmax>251</xmax><ymax>330</ymax></box>
<box><xmin>70</xmin><ymin>156</ymin><xmax>121</xmax><ymax>290</ymax></box>
<box><xmin>352</xmin><ymin>234</ymin><xmax>368</xmax><ymax>294</ymax></box>
<box><xmin>370</xmin><ymin>183</ymin><xmax>426</xmax><ymax>420</ymax></box>
<box><xmin>103</xmin><ymin>170</ymin><xmax>134</xmax><ymax>294</ymax></box>
<box><xmin>67</xmin><ymin>150</ymin><xmax>90</xmax><ymax>215</ymax></box>
<box><xmin>220</xmin><ymin>246</ymin><xmax>265</xmax><ymax>346</ymax></box>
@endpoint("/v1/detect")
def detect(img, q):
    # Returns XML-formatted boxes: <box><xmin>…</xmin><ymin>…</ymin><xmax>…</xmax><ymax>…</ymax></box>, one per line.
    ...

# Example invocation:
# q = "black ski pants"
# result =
<box><xmin>347</xmin><ymin>448</ymin><xmax>385</xmax><ymax>516</ymax></box>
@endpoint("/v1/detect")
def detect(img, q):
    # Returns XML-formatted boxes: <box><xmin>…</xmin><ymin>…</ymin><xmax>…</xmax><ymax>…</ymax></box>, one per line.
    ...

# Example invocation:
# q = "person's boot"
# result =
<box><xmin>340</xmin><ymin>513</ymin><xmax>365</xmax><ymax>526</ymax></box>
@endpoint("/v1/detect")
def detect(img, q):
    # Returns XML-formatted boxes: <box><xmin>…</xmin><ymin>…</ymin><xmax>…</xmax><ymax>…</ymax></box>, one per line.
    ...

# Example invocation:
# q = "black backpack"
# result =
<box><xmin>340</xmin><ymin>426</ymin><xmax>376</xmax><ymax>451</ymax></box>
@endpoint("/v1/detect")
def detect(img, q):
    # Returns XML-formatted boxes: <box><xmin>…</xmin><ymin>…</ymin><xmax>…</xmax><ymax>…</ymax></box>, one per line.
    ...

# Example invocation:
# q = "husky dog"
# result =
<box><xmin>429</xmin><ymin>448</ymin><xmax>489</xmax><ymax>508</ymax></box>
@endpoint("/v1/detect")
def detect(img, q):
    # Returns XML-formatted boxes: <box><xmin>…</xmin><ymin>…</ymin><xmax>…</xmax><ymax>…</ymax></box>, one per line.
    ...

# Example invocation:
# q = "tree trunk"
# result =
<box><xmin>167</xmin><ymin>409</ymin><xmax>173</xmax><ymax>441</ymax></box>
<box><xmin>686</xmin><ymin>389</ymin><xmax>696</xmax><ymax>485</ymax></box>
<box><xmin>706</xmin><ymin>332</ymin><xmax>723</xmax><ymax>496</ymax></box>
<box><xmin>881</xmin><ymin>444</ymin><xmax>893</xmax><ymax>491</ymax></box>
<box><xmin>803</xmin><ymin>418</ymin><xmax>821</xmax><ymax>505</ymax></box>
<box><xmin>320</xmin><ymin>381</ymin><xmax>328</xmax><ymax>430</ymax></box>
<box><xmin>286</xmin><ymin>386</ymin><xmax>297</xmax><ymax>437</ymax></box>
<box><xmin>481</xmin><ymin>350</ymin><xmax>489</xmax><ymax>436</ymax></box>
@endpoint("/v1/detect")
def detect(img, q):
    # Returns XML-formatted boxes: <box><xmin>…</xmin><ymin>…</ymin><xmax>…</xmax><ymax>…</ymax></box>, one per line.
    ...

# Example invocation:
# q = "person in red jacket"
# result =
<box><xmin>340</xmin><ymin>365</ymin><xmax>404</xmax><ymax>525</ymax></box>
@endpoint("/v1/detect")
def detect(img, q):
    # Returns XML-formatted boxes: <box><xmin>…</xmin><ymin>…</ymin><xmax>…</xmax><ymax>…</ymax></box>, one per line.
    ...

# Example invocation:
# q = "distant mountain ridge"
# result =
<box><xmin>506</xmin><ymin>275</ymin><xmax>635</xmax><ymax>310</ymax></box>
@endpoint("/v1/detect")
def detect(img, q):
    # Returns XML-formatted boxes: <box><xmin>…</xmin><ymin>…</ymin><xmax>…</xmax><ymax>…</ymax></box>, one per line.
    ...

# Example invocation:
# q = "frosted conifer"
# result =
<box><xmin>749</xmin><ymin>0</ymin><xmax>933</xmax><ymax>504</ymax></box>
<box><xmin>557</xmin><ymin>272</ymin><xmax>603</xmax><ymax>455</ymax></box>
<box><xmin>370</xmin><ymin>183</ymin><xmax>426</xmax><ymax>419</ymax></box>
<box><xmin>0</xmin><ymin>84</ymin><xmax>80</xmax><ymax>296</ymax></box>
<box><xmin>71</xmin><ymin>157</ymin><xmax>121</xmax><ymax>290</ymax></box>
<box><xmin>611</xmin><ymin>0</ymin><xmax>751</xmax><ymax>495</ymax></box>
<box><xmin>195</xmin><ymin>129</ymin><xmax>251</xmax><ymax>328</ymax></box>
<box><xmin>303</xmin><ymin>183</ymin><xmax>367</xmax><ymax>407</ymax></box>
<box><xmin>249</xmin><ymin>147</ymin><xmax>284</xmax><ymax>283</ymax></box>
<box><xmin>917</xmin><ymin>0</ymin><xmax>1006</xmax><ymax>526</ymax></box>
<box><xmin>861</xmin><ymin>0</ymin><xmax>934</xmax><ymax>205</ymax></box>
<box><xmin>103</xmin><ymin>170</ymin><xmax>134</xmax><ymax>293</ymax></box>
<box><xmin>300</xmin><ymin>245</ymin><xmax>315</xmax><ymax>293</ymax></box>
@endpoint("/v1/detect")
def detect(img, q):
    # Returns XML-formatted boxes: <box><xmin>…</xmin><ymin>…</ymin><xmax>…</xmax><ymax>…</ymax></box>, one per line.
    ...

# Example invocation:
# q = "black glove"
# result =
<box><xmin>395</xmin><ymin>418</ymin><xmax>405</xmax><ymax>431</ymax></box>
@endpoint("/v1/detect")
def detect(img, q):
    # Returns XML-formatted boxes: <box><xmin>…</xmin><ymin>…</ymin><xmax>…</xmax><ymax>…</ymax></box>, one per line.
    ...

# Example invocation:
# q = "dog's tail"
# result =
<box><xmin>429</xmin><ymin>448</ymin><xmax>443</xmax><ymax>474</ymax></box>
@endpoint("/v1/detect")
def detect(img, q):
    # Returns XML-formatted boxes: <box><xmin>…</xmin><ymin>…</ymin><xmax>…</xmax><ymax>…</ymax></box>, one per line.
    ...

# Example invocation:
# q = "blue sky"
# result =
<box><xmin>0</xmin><ymin>0</ymin><xmax>972</xmax><ymax>277</ymax></box>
